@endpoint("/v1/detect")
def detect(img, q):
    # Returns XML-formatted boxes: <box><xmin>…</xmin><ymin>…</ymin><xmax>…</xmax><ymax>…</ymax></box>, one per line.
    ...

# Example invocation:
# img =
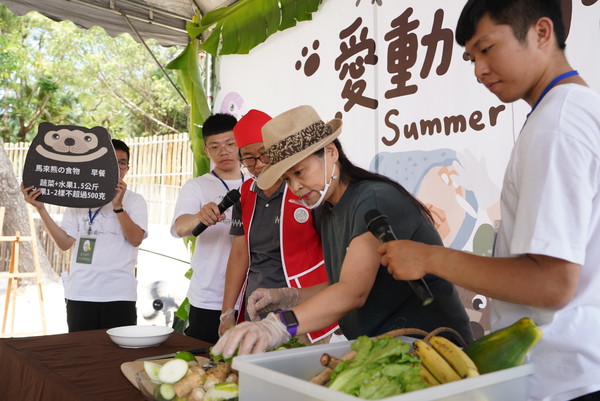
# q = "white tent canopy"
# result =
<box><xmin>1</xmin><ymin>0</ymin><xmax>237</xmax><ymax>47</ymax></box>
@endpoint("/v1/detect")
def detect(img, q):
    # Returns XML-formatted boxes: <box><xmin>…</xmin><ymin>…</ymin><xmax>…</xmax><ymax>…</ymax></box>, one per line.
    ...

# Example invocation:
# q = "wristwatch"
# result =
<box><xmin>113</xmin><ymin>208</ymin><xmax>124</xmax><ymax>214</ymax></box>
<box><xmin>276</xmin><ymin>309</ymin><xmax>299</xmax><ymax>337</ymax></box>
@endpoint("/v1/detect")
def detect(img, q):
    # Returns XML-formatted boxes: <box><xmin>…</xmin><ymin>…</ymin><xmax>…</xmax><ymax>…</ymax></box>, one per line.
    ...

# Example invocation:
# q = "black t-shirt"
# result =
<box><xmin>321</xmin><ymin>179</ymin><xmax>473</xmax><ymax>342</ymax></box>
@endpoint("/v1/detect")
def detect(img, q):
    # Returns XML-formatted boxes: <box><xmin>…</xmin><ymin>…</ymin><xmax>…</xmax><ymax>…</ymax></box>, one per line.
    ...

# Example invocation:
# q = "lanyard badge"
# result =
<box><xmin>87</xmin><ymin>207</ymin><xmax>101</xmax><ymax>235</ymax></box>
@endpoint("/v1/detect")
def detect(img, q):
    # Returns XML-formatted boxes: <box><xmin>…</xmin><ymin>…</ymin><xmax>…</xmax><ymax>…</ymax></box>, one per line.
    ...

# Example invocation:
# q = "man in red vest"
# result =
<box><xmin>219</xmin><ymin>109</ymin><xmax>338</xmax><ymax>344</ymax></box>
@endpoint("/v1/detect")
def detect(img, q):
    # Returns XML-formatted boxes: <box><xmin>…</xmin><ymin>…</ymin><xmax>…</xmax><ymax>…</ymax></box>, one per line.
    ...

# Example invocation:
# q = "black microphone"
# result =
<box><xmin>192</xmin><ymin>189</ymin><xmax>241</xmax><ymax>237</ymax></box>
<box><xmin>365</xmin><ymin>209</ymin><xmax>435</xmax><ymax>306</ymax></box>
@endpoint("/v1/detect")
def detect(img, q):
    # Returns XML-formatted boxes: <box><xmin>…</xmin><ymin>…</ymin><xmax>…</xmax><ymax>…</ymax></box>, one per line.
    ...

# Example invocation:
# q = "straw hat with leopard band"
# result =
<box><xmin>257</xmin><ymin>105</ymin><xmax>342</xmax><ymax>190</ymax></box>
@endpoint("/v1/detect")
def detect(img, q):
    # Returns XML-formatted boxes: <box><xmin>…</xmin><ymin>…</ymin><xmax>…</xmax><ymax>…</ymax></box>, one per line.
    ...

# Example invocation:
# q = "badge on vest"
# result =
<box><xmin>294</xmin><ymin>208</ymin><xmax>309</xmax><ymax>224</ymax></box>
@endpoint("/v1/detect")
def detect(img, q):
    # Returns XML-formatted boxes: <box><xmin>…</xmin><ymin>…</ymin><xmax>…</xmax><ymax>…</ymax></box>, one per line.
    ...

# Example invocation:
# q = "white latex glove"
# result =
<box><xmin>218</xmin><ymin>309</ymin><xmax>236</xmax><ymax>337</ymax></box>
<box><xmin>452</xmin><ymin>149</ymin><xmax>500</xmax><ymax>211</ymax></box>
<box><xmin>247</xmin><ymin>287</ymin><xmax>299</xmax><ymax>321</ymax></box>
<box><xmin>211</xmin><ymin>312</ymin><xmax>291</xmax><ymax>358</ymax></box>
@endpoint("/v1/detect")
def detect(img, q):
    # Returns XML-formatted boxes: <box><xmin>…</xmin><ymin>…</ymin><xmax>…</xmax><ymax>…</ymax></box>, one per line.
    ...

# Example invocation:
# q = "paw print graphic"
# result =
<box><xmin>295</xmin><ymin>40</ymin><xmax>321</xmax><ymax>77</ymax></box>
<box><xmin>355</xmin><ymin>0</ymin><xmax>382</xmax><ymax>5</ymax></box>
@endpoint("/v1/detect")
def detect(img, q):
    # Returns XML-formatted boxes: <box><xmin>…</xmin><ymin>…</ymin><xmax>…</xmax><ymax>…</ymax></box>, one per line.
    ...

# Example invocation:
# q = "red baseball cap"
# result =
<box><xmin>233</xmin><ymin>109</ymin><xmax>272</xmax><ymax>149</ymax></box>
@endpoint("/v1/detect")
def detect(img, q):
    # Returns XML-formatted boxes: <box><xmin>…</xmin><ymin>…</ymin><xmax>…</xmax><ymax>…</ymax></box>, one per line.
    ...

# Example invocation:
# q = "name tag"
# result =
<box><xmin>76</xmin><ymin>237</ymin><xmax>96</xmax><ymax>264</ymax></box>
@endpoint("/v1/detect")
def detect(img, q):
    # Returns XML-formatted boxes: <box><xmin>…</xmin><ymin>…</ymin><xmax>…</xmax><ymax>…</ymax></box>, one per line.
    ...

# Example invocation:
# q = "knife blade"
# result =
<box><xmin>134</xmin><ymin>347</ymin><xmax>206</xmax><ymax>361</ymax></box>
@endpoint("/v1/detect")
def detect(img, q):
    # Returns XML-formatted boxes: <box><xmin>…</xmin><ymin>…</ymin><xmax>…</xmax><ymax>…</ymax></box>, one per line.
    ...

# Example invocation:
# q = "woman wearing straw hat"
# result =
<box><xmin>219</xmin><ymin>109</ymin><xmax>338</xmax><ymax>345</ymax></box>
<box><xmin>212</xmin><ymin>105</ymin><xmax>472</xmax><ymax>357</ymax></box>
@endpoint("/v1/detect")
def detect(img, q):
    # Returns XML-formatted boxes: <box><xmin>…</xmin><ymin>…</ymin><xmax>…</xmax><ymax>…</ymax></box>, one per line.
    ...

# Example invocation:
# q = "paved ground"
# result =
<box><xmin>0</xmin><ymin>224</ymin><xmax>192</xmax><ymax>337</ymax></box>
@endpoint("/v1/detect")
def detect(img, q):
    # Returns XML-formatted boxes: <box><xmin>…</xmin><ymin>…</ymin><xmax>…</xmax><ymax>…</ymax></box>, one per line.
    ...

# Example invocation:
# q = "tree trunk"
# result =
<box><xmin>0</xmin><ymin>139</ymin><xmax>56</xmax><ymax>283</ymax></box>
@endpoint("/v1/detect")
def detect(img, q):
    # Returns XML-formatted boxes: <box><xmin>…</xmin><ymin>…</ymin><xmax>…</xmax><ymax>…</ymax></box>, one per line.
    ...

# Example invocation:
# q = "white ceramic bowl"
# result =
<box><xmin>106</xmin><ymin>325</ymin><xmax>174</xmax><ymax>348</ymax></box>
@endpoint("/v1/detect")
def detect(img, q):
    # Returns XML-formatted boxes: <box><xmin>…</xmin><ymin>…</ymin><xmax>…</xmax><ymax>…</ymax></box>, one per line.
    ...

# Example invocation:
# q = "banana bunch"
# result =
<box><xmin>413</xmin><ymin>336</ymin><xmax>479</xmax><ymax>385</ymax></box>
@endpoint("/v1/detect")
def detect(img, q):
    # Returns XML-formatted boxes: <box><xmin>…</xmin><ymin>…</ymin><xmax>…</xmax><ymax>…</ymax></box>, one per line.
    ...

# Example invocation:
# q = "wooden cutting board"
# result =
<box><xmin>121</xmin><ymin>356</ymin><xmax>211</xmax><ymax>390</ymax></box>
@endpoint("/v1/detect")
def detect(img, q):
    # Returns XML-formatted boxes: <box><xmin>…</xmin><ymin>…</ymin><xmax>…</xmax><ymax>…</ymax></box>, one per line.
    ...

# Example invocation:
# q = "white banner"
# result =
<box><xmin>215</xmin><ymin>0</ymin><xmax>600</xmax><ymax>334</ymax></box>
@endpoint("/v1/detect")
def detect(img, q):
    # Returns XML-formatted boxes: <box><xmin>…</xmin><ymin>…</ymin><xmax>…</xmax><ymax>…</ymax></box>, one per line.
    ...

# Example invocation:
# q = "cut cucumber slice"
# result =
<box><xmin>143</xmin><ymin>361</ymin><xmax>162</xmax><ymax>383</ymax></box>
<box><xmin>154</xmin><ymin>383</ymin><xmax>176</xmax><ymax>401</ymax></box>
<box><xmin>158</xmin><ymin>359</ymin><xmax>188</xmax><ymax>384</ymax></box>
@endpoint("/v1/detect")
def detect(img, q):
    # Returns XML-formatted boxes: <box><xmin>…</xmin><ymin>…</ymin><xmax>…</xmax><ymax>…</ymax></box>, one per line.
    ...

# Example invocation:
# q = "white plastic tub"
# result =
<box><xmin>233</xmin><ymin>340</ymin><xmax>533</xmax><ymax>401</ymax></box>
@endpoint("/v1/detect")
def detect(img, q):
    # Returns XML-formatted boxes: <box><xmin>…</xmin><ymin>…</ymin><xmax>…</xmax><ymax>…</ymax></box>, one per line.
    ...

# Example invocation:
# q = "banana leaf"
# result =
<box><xmin>166</xmin><ymin>17</ymin><xmax>213</xmax><ymax>330</ymax></box>
<box><xmin>199</xmin><ymin>0</ymin><xmax>324</xmax><ymax>55</ymax></box>
<box><xmin>165</xmin><ymin>1</ymin><xmax>328</xmax><ymax>330</ymax></box>
<box><xmin>166</xmin><ymin>23</ymin><xmax>211</xmax><ymax>177</ymax></box>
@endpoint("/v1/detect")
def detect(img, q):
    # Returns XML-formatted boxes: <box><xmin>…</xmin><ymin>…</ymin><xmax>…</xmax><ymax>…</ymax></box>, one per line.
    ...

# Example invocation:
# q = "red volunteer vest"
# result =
<box><xmin>237</xmin><ymin>179</ymin><xmax>338</xmax><ymax>342</ymax></box>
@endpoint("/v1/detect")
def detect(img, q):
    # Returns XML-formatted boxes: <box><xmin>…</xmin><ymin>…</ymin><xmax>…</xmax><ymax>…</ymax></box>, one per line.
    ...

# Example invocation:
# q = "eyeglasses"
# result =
<box><xmin>239</xmin><ymin>153</ymin><xmax>270</xmax><ymax>167</ymax></box>
<box><xmin>118</xmin><ymin>161</ymin><xmax>129</xmax><ymax>169</ymax></box>
<box><xmin>206</xmin><ymin>141</ymin><xmax>237</xmax><ymax>156</ymax></box>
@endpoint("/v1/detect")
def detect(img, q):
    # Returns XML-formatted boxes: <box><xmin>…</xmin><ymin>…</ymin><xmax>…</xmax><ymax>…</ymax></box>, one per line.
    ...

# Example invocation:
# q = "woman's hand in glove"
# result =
<box><xmin>211</xmin><ymin>312</ymin><xmax>291</xmax><ymax>358</ymax></box>
<box><xmin>247</xmin><ymin>287</ymin><xmax>299</xmax><ymax>321</ymax></box>
<box><xmin>218</xmin><ymin>309</ymin><xmax>236</xmax><ymax>337</ymax></box>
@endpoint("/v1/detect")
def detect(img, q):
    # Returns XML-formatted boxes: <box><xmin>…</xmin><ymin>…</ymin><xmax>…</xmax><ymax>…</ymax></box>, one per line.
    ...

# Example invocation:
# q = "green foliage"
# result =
<box><xmin>174</xmin><ymin>298</ymin><xmax>190</xmax><ymax>323</ymax></box>
<box><xmin>273</xmin><ymin>336</ymin><xmax>306</xmax><ymax>350</ymax></box>
<box><xmin>199</xmin><ymin>0</ymin><xmax>324</xmax><ymax>55</ymax></box>
<box><xmin>0</xmin><ymin>4</ymin><xmax>187</xmax><ymax>143</ymax></box>
<box><xmin>328</xmin><ymin>336</ymin><xmax>427</xmax><ymax>399</ymax></box>
<box><xmin>167</xmin><ymin>36</ymin><xmax>211</xmax><ymax>177</ymax></box>
<box><xmin>167</xmin><ymin>17</ymin><xmax>214</xmax><ymax>329</ymax></box>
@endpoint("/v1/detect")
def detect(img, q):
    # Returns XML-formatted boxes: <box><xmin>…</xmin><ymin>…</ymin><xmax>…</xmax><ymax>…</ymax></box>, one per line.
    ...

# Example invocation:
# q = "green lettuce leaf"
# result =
<box><xmin>328</xmin><ymin>336</ymin><xmax>427</xmax><ymax>400</ymax></box>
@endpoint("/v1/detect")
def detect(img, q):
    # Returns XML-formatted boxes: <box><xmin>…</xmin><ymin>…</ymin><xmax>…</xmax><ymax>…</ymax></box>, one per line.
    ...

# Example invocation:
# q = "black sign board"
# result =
<box><xmin>22</xmin><ymin>122</ymin><xmax>119</xmax><ymax>208</ymax></box>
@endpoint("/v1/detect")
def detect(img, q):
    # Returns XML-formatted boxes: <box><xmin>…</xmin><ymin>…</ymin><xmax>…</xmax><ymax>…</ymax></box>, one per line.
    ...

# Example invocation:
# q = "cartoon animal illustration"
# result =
<box><xmin>22</xmin><ymin>122</ymin><xmax>119</xmax><ymax>208</ymax></box>
<box><xmin>219</xmin><ymin>92</ymin><xmax>245</xmax><ymax>120</ymax></box>
<box><xmin>36</xmin><ymin>127</ymin><xmax>108</xmax><ymax>163</ymax></box>
<box><xmin>371</xmin><ymin>148</ymin><xmax>499</xmax><ymax>336</ymax></box>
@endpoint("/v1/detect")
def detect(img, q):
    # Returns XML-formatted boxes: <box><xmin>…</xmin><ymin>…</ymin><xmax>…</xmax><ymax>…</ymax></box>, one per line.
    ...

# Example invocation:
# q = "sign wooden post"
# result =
<box><xmin>0</xmin><ymin>206</ymin><xmax>47</xmax><ymax>337</ymax></box>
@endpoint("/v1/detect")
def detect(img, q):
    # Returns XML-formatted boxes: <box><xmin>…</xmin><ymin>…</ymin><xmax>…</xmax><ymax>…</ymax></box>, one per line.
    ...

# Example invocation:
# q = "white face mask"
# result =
<box><xmin>289</xmin><ymin>154</ymin><xmax>337</xmax><ymax>210</ymax></box>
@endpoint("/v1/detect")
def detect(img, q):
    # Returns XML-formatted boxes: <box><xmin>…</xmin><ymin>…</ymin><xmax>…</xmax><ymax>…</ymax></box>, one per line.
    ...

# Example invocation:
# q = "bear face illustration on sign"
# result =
<box><xmin>22</xmin><ymin>122</ymin><xmax>119</xmax><ymax>208</ymax></box>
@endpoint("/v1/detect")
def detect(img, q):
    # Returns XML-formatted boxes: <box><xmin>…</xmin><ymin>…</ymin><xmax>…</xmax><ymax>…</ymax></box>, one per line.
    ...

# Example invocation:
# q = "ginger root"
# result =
<box><xmin>173</xmin><ymin>365</ymin><xmax>205</xmax><ymax>398</ymax></box>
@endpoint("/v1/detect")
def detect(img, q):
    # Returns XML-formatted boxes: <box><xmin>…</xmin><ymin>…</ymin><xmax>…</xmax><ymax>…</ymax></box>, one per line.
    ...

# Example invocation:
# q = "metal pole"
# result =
<box><xmin>120</xmin><ymin>10</ymin><xmax>188</xmax><ymax>105</ymax></box>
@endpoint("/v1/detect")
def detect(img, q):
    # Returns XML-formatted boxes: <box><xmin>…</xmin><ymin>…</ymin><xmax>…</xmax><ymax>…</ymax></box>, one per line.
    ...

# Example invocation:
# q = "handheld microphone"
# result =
<box><xmin>365</xmin><ymin>209</ymin><xmax>435</xmax><ymax>306</ymax></box>
<box><xmin>192</xmin><ymin>189</ymin><xmax>241</xmax><ymax>237</ymax></box>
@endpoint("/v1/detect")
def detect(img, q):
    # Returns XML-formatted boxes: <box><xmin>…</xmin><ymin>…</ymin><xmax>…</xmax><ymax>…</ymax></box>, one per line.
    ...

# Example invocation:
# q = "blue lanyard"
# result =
<box><xmin>87</xmin><ymin>207</ymin><xmax>101</xmax><ymax>234</ymax></box>
<box><xmin>529</xmin><ymin>70</ymin><xmax>578</xmax><ymax>116</ymax></box>
<box><xmin>211</xmin><ymin>170</ymin><xmax>244</xmax><ymax>192</ymax></box>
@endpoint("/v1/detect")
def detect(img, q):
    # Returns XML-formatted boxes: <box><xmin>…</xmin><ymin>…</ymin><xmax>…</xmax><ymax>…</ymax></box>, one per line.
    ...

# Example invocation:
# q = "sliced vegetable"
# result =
<box><xmin>159</xmin><ymin>359</ymin><xmax>189</xmax><ymax>384</ymax></box>
<box><xmin>204</xmin><ymin>382</ymin><xmax>239</xmax><ymax>401</ymax></box>
<box><xmin>144</xmin><ymin>361</ymin><xmax>162</xmax><ymax>383</ymax></box>
<box><xmin>154</xmin><ymin>382</ymin><xmax>177</xmax><ymax>401</ymax></box>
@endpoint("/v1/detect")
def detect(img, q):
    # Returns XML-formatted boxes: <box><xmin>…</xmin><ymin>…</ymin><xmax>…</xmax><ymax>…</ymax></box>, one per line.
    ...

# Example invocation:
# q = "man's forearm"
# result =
<box><xmin>115</xmin><ymin>210</ymin><xmax>145</xmax><ymax>247</ymax></box>
<box><xmin>173</xmin><ymin>214</ymin><xmax>200</xmax><ymax>238</ymax></box>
